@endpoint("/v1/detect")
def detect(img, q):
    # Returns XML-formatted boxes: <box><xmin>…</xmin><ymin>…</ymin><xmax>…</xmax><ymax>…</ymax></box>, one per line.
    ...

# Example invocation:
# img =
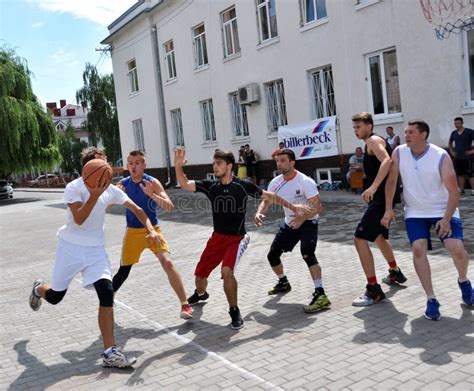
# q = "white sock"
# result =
<box><xmin>277</xmin><ymin>273</ymin><xmax>286</xmax><ymax>279</ymax></box>
<box><xmin>314</xmin><ymin>279</ymin><xmax>323</xmax><ymax>289</ymax></box>
<box><xmin>427</xmin><ymin>295</ymin><xmax>436</xmax><ymax>300</ymax></box>
<box><xmin>458</xmin><ymin>278</ymin><xmax>469</xmax><ymax>283</ymax></box>
<box><xmin>104</xmin><ymin>346</ymin><xmax>116</xmax><ymax>355</ymax></box>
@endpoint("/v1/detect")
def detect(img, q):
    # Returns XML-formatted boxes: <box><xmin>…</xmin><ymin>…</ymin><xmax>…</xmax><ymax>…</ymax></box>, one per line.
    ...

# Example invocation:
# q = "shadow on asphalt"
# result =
<box><xmin>125</xmin><ymin>294</ymin><xmax>324</xmax><ymax>385</ymax></box>
<box><xmin>8</xmin><ymin>325</ymin><xmax>167</xmax><ymax>390</ymax></box>
<box><xmin>0</xmin><ymin>197</ymin><xmax>43</xmax><ymax>206</ymax></box>
<box><xmin>352</xmin><ymin>301</ymin><xmax>473</xmax><ymax>365</ymax></box>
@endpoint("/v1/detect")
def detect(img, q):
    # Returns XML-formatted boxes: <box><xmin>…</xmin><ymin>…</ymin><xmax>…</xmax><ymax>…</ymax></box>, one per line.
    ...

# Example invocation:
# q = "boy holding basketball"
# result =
<box><xmin>28</xmin><ymin>147</ymin><xmax>160</xmax><ymax>368</ymax></box>
<box><xmin>112</xmin><ymin>150</ymin><xmax>193</xmax><ymax>320</ymax></box>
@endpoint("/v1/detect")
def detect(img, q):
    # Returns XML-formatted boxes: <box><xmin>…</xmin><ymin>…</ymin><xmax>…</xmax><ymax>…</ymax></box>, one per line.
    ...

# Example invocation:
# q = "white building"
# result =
<box><xmin>46</xmin><ymin>99</ymin><xmax>90</xmax><ymax>145</ymax></box>
<box><xmin>102</xmin><ymin>0</ymin><xmax>474</xmax><ymax>183</ymax></box>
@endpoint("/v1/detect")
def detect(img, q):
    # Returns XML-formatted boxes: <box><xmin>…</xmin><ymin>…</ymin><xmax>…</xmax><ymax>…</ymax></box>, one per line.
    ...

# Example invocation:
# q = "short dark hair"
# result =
<box><xmin>81</xmin><ymin>147</ymin><xmax>106</xmax><ymax>167</ymax></box>
<box><xmin>408</xmin><ymin>119</ymin><xmax>430</xmax><ymax>139</ymax></box>
<box><xmin>277</xmin><ymin>148</ymin><xmax>296</xmax><ymax>162</ymax></box>
<box><xmin>454</xmin><ymin>117</ymin><xmax>463</xmax><ymax>123</ymax></box>
<box><xmin>213</xmin><ymin>149</ymin><xmax>236</xmax><ymax>168</ymax></box>
<box><xmin>244</xmin><ymin>144</ymin><xmax>250</xmax><ymax>147</ymax></box>
<box><xmin>128</xmin><ymin>150</ymin><xmax>145</xmax><ymax>158</ymax></box>
<box><xmin>279</xmin><ymin>142</ymin><xmax>285</xmax><ymax>146</ymax></box>
<box><xmin>386</xmin><ymin>126</ymin><xmax>393</xmax><ymax>131</ymax></box>
<box><xmin>351</xmin><ymin>112</ymin><xmax>373</xmax><ymax>126</ymax></box>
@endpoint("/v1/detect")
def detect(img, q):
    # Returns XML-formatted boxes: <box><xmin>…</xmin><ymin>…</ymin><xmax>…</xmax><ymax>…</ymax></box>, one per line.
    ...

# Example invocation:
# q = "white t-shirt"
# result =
<box><xmin>267</xmin><ymin>171</ymin><xmax>319</xmax><ymax>225</ymax></box>
<box><xmin>57</xmin><ymin>178</ymin><xmax>130</xmax><ymax>246</ymax></box>
<box><xmin>398</xmin><ymin>144</ymin><xmax>460</xmax><ymax>219</ymax></box>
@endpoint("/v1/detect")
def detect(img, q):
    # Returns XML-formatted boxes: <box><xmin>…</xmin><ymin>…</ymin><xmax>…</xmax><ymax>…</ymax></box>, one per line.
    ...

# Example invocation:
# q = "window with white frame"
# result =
<box><xmin>164</xmin><ymin>40</ymin><xmax>177</xmax><ymax>80</ymax></box>
<box><xmin>193</xmin><ymin>24</ymin><xmax>208</xmax><ymax>68</ymax></box>
<box><xmin>127</xmin><ymin>59</ymin><xmax>139</xmax><ymax>93</ymax></box>
<box><xmin>132</xmin><ymin>119</ymin><xmax>145</xmax><ymax>151</ymax></box>
<box><xmin>257</xmin><ymin>0</ymin><xmax>278</xmax><ymax>43</ymax></box>
<box><xmin>367</xmin><ymin>48</ymin><xmax>402</xmax><ymax>115</ymax></box>
<box><xmin>221</xmin><ymin>7</ymin><xmax>241</xmax><ymax>58</ymax></box>
<box><xmin>200</xmin><ymin>99</ymin><xmax>216</xmax><ymax>142</ymax></box>
<box><xmin>300</xmin><ymin>0</ymin><xmax>327</xmax><ymax>25</ymax></box>
<box><xmin>229</xmin><ymin>92</ymin><xmax>249</xmax><ymax>137</ymax></box>
<box><xmin>170</xmin><ymin>109</ymin><xmax>185</xmax><ymax>146</ymax></box>
<box><xmin>309</xmin><ymin>65</ymin><xmax>336</xmax><ymax>118</ymax></box>
<box><xmin>264</xmin><ymin>79</ymin><xmax>287</xmax><ymax>133</ymax></box>
<box><xmin>466</xmin><ymin>29</ymin><xmax>474</xmax><ymax>104</ymax></box>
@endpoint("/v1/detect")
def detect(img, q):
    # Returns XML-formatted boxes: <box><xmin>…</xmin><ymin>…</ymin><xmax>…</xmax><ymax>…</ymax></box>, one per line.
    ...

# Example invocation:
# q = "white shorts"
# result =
<box><xmin>51</xmin><ymin>238</ymin><xmax>112</xmax><ymax>291</ymax></box>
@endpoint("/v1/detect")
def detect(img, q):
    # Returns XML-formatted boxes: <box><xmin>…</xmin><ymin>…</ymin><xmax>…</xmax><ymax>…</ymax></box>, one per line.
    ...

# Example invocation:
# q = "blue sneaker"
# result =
<box><xmin>424</xmin><ymin>299</ymin><xmax>441</xmax><ymax>321</ymax></box>
<box><xmin>458</xmin><ymin>280</ymin><xmax>474</xmax><ymax>305</ymax></box>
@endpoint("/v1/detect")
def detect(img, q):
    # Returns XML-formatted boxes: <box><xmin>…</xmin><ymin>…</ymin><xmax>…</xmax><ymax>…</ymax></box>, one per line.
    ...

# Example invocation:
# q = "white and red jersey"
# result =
<box><xmin>268</xmin><ymin>170</ymin><xmax>319</xmax><ymax>225</ymax></box>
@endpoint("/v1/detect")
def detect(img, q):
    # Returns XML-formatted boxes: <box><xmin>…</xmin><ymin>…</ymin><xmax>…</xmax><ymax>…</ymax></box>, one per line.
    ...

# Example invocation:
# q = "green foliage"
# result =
<box><xmin>0</xmin><ymin>46</ymin><xmax>60</xmax><ymax>176</ymax></box>
<box><xmin>58</xmin><ymin>121</ymin><xmax>87</xmax><ymax>174</ymax></box>
<box><xmin>76</xmin><ymin>63</ymin><xmax>121</xmax><ymax>165</ymax></box>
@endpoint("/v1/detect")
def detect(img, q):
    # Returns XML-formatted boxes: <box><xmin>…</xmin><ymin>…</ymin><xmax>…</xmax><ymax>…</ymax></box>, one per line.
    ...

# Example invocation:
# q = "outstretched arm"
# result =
<box><xmin>174</xmin><ymin>148</ymin><xmax>196</xmax><ymax>192</ymax></box>
<box><xmin>262</xmin><ymin>190</ymin><xmax>310</xmax><ymax>215</ymax></box>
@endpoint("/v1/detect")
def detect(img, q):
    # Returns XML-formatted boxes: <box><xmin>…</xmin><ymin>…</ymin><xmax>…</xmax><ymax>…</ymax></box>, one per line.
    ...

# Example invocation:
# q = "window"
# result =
<box><xmin>57</xmin><ymin>123</ymin><xmax>64</xmax><ymax>131</ymax></box>
<box><xmin>257</xmin><ymin>0</ymin><xmax>278</xmax><ymax>43</ymax></box>
<box><xmin>132</xmin><ymin>119</ymin><xmax>145</xmax><ymax>151</ymax></box>
<box><xmin>466</xmin><ymin>29</ymin><xmax>474</xmax><ymax>104</ymax></box>
<box><xmin>200</xmin><ymin>99</ymin><xmax>216</xmax><ymax>142</ymax></box>
<box><xmin>127</xmin><ymin>59</ymin><xmax>139</xmax><ymax>93</ymax></box>
<box><xmin>367</xmin><ymin>48</ymin><xmax>402</xmax><ymax>115</ymax></box>
<box><xmin>170</xmin><ymin>109</ymin><xmax>184</xmax><ymax>146</ymax></box>
<box><xmin>300</xmin><ymin>0</ymin><xmax>327</xmax><ymax>24</ymax></box>
<box><xmin>229</xmin><ymin>92</ymin><xmax>249</xmax><ymax>137</ymax></box>
<box><xmin>309</xmin><ymin>65</ymin><xmax>336</xmax><ymax>118</ymax></box>
<box><xmin>221</xmin><ymin>7</ymin><xmax>241</xmax><ymax>58</ymax></box>
<box><xmin>264</xmin><ymin>79</ymin><xmax>287</xmax><ymax>133</ymax></box>
<box><xmin>164</xmin><ymin>40</ymin><xmax>177</xmax><ymax>80</ymax></box>
<box><xmin>193</xmin><ymin>24</ymin><xmax>208</xmax><ymax>68</ymax></box>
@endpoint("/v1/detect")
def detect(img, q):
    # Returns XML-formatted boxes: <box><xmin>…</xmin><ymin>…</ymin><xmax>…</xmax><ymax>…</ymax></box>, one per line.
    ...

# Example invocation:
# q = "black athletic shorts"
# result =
<box><xmin>246</xmin><ymin>164</ymin><xmax>257</xmax><ymax>177</ymax></box>
<box><xmin>354</xmin><ymin>203</ymin><xmax>388</xmax><ymax>242</ymax></box>
<box><xmin>271</xmin><ymin>220</ymin><xmax>318</xmax><ymax>253</ymax></box>
<box><xmin>453</xmin><ymin>158</ymin><xmax>473</xmax><ymax>177</ymax></box>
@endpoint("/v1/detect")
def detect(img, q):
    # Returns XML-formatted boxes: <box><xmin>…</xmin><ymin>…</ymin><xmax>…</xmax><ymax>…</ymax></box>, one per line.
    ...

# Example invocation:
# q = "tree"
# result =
<box><xmin>76</xmin><ymin>63</ymin><xmax>121</xmax><ymax>164</ymax></box>
<box><xmin>0</xmin><ymin>47</ymin><xmax>60</xmax><ymax>177</ymax></box>
<box><xmin>58</xmin><ymin>121</ymin><xmax>87</xmax><ymax>174</ymax></box>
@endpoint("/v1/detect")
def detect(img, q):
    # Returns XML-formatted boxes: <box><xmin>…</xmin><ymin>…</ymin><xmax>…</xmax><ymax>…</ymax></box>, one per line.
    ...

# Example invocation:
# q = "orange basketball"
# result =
<box><xmin>82</xmin><ymin>159</ymin><xmax>113</xmax><ymax>187</ymax></box>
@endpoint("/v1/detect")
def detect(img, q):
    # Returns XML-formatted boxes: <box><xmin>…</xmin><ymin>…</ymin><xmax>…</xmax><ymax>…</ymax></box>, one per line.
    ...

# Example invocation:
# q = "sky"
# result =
<box><xmin>0</xmin><ymin>0</ymin><xmax>137</xmax><ymax>108</ymax></box>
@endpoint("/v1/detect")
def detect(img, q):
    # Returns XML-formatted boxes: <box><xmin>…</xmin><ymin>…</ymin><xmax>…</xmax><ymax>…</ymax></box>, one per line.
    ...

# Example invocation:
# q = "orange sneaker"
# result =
<box><xmin>180</xmin><ymin>303</ymin><xmax>193</xmax><ymax>320</ymax></box>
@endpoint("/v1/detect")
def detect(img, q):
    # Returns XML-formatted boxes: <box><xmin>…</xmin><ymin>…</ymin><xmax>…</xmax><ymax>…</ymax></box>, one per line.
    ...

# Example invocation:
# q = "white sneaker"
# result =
<box><xmin>102</xmin><ymin>347</ymin><xmax>137</xmax><ymax>368</ymax></box>
<box><xmin>352</xmin><ymin>294</ymin><xmax>375</xmax><ymax>307</ymax></box>
<box><xmin>29</xmin><ymin>279</ymin><xmax>43</xmax><ymax>311</ymax></box>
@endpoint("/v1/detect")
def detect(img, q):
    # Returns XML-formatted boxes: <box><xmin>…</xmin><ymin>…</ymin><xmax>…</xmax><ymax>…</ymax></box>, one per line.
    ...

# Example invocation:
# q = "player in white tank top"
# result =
<box><xmin>383</xmin><ymin>120</ymin><xmax>473</xmax><ymax>320</ymax></box>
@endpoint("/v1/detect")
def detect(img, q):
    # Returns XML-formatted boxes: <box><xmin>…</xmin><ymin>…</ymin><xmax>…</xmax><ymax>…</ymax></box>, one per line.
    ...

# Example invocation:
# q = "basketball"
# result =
<box><xmin>82</xmin><ymin>159</ymin><xmax>113</xmax><ymax>187</ymax></box>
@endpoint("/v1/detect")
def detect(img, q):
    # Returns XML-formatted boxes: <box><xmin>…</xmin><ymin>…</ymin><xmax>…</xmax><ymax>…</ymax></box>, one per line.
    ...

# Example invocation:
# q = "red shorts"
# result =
<box><xmin>195</xmin><ymin>232</ymin><xmax>250</xmax><ymax>278</ymax></box>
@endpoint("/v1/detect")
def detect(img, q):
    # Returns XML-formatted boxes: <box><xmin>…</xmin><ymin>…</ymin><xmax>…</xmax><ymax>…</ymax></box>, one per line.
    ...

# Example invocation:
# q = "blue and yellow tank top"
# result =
<box><xmin>121</xmin><ymin>173</ymin><xmax>159</xmax><ymax>228</ymax></box>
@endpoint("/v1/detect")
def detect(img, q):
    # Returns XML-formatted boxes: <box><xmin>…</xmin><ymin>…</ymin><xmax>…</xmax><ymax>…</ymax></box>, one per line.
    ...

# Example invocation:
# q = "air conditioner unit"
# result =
<box><xmin>238</xmin><ymin>83</ymin><xmax>260</xmax><ymax>105</ymax></box>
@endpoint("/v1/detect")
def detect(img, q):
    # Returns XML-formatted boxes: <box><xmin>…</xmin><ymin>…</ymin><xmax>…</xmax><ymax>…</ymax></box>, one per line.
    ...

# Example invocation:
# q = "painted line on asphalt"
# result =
<box><xmin>115</xmin><ymin>299</ymin><xmax>282</xmax><ymax>390</ymax></box>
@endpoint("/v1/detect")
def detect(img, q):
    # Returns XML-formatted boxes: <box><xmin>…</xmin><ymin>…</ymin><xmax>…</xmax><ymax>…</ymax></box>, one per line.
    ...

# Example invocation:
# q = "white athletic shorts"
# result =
<box><xmin>51</xmin><ymin>238</ymin><xmax>112</xmax><ymax>291</ymax></box>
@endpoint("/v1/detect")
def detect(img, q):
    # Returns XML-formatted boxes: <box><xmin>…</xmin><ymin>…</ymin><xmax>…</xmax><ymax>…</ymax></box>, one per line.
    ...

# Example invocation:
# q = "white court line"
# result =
<box><xmin>73</xmin><ymin>278</ymin><xmax>282</xmax><ymax>390</ymax></box>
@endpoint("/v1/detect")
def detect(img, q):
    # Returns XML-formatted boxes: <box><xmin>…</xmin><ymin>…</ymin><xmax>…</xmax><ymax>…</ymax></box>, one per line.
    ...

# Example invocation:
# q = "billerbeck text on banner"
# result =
<box><xmin>278</xmin><ymin>116</ymin><xmax>338</xmax><ymax>160</ymax></box>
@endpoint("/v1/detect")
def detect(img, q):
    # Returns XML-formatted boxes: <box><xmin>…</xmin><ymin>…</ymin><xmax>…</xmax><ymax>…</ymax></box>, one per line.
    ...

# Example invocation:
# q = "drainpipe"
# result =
<box><xmin>150</xmin><ymin>22</ymin><xmax>172</xmax><ymax>188</ymax></box>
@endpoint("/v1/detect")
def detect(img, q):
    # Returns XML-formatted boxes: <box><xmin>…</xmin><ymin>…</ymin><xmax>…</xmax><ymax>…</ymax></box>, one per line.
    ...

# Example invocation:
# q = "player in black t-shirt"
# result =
<box><xmin>174</xmin><ymin>148</ymin><xmax>309</xmax><ymax>329</ymax></box>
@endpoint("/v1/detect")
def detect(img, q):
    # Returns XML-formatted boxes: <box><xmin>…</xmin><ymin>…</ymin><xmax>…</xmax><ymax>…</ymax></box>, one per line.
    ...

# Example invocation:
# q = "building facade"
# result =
<box><xmin>102</xmin><ymin>0</ymin><xmax>474</xmax><ymax>183</ymax></box>
<box><xmin>46</xmin><ymin>99</ymin><xmax>90</xmax><ymax>144</ymax></box>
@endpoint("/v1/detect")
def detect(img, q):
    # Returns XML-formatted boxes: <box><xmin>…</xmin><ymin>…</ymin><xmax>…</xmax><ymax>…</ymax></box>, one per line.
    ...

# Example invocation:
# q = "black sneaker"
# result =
<box><xmin>382</xmin><ymin>267</ymin><xmax>407</xmax><ymax>285</ymax></box>
<box><xmin>229</xmin><ymin>306</ymin><xmax>243</xmax><ymax>330</ymax></box>
<box><xmin>268</xmin><ymin>280</ymin><xmax>292</xmax><ymax>295</ymax></box>
<box><xmin>187</xmin><ymin>289</ymin><xmax>209</xmax><ymax>306</ymax></box>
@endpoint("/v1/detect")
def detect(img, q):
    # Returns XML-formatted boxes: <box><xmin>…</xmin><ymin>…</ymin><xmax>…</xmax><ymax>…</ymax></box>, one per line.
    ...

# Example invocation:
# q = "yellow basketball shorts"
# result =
<box><xmin>121</xmin><ymin>226</ymin><xmax>169</xmax><ymax>266</ymax></box>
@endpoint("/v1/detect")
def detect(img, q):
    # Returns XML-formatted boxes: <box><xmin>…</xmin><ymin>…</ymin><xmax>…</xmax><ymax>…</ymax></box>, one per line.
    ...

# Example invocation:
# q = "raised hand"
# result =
<box><xmin>174</xmin><ymin>148</ymin><xmax>187</xmax><ymax>167</ymax></box>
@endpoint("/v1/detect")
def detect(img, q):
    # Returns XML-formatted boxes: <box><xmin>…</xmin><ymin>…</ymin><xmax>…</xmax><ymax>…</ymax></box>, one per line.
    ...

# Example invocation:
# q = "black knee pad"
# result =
<box><xmin>45</xmin><ymin>289</ymin><xmax>67</xmax><ymax>305</ymax></box>
<box><xmin>94</xmin><ymin>279</ymin><xmax>114</xmax><ymax>307</ymax></box>
<box><xmin>301</xmin><ymin>249</ymin><xmax>318</xmax><ymax>267</ymax></box>
<box><xmin>267</xmin><ymin>248</ymin><xmax>283</xmax><ymax>267</ymax></box>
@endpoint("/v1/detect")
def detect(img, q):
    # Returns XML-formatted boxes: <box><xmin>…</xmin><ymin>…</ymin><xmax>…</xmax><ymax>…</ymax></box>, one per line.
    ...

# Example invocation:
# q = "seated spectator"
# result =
<box><xmin>346</xmin><ymin>147</ymin><xmax>364</xmax><ymax>184</ymax></box>
<box><xmin>271</xmin><ymin>142</ymin><xmax>285</xmax><ymax>159</ymax></box>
